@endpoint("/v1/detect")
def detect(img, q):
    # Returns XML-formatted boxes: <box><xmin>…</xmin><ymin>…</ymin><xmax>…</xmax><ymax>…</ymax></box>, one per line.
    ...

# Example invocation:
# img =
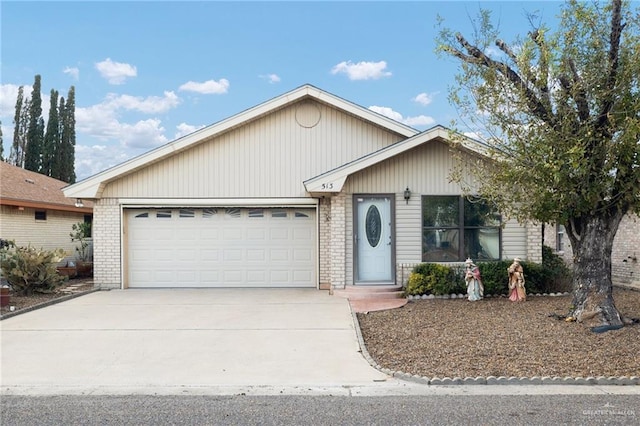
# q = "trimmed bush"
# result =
<box><xmin>406</xmin><ymin>263</ymin><xmax>463</xmax><ymax>296</ymax></box>
<box><xmin>0</xmin><ymin>242</ymin><xmax>66</xmax><ymax>296</ymax></box>
<box><xmin>406</xmin><ymin>251</ymin><xmax>572</xmax><ymax>297</ymax></box>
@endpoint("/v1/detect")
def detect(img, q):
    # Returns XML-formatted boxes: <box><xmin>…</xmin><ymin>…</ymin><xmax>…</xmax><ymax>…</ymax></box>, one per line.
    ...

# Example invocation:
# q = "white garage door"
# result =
<box><xmin>126</xmin><ymin>207</ymin><xmax>316</xmax><ymax>288</ymax></box>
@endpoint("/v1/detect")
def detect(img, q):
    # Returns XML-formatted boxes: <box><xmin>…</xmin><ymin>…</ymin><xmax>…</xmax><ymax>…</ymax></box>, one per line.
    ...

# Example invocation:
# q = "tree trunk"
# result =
<box><xmin>568</xmin><ymin>213</ymin><xmax>624</xmax><ymax>328</ymax></box>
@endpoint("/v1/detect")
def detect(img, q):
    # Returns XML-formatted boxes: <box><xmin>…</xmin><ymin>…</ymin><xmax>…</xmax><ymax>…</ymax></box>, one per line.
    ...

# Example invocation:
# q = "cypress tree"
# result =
<box><xmin>9</xmin><ymin>86</ymin><xmax>27</xmax><ymax>167</ymax></box>
<box><xmin>24</xmin><ymin>75</ymin><xmax>44</xmax><ymax>172</ymax></box>
<box><xmin>60</xmin><ymin>86</ymin><xmax>76</xmax><ymax>183</ymax></box>
<box><xmin>42</xmin><ymin>89</ymin><xmax>60</xmax><ymax>177</ymax></box>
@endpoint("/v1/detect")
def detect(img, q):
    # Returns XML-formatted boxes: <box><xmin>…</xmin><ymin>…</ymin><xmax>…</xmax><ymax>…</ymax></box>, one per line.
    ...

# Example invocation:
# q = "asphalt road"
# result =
<box><xmin>2</xmin><ymin>395</ymin><xmax>639</xmax><ymax>425</ymax></box>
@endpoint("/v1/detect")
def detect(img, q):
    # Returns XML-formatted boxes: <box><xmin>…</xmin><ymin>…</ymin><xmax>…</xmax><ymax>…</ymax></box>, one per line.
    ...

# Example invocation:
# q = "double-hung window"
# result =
<box><xmin>422</xmin><ymin>195</ymin><xmax>501</xmax><ymax>262</ymax></box>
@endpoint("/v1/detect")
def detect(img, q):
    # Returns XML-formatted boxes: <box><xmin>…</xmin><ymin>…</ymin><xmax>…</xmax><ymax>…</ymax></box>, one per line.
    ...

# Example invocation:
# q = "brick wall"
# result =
<box><xmin>93</xmin><ymin>199</ymin><xmax>121</xmax><ymax>289</ymax></box>
<box><xmin>526</xmin><ymin>222</ymin><xmax>543</xmax><ymax>263</ymax></box>
<box><xmin>318</xmin><ymin>197</ymin><xmax>331</xmax><ymax>289</ymax></box>
<box><xmin>543</xmin><ymin>214</ymin><xmax>640</xmax><ymax>286</ymax></box>
<box><xmin>329</xmin><ymin>194</ymin><xmax>346</xmax><ymax>289</ymax></box>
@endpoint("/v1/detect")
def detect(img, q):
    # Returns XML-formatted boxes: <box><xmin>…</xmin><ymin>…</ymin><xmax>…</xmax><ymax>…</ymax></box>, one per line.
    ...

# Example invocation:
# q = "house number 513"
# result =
<box><xmin>321</xmin><ymin>183</ymin><xmax>334</xmax><ymax>190</ymax></box>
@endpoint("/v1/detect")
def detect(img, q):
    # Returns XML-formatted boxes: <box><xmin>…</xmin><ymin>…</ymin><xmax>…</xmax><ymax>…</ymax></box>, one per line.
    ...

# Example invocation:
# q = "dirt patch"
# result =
<box><xmin>0</xmin><ymin>278</ymin><xmax>94</xmax><ymax>316</ymax></box>
<box><xmin>357</xmin><ymin>287</ymin><xmax>640</xmax><ymax>378</ymax></box>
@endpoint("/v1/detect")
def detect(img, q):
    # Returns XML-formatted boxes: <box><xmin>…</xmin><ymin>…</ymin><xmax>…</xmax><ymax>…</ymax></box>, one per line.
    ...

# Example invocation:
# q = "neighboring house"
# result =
<box><xmin>63</xmin><ymin>84</ymin><xmax>542</xmax><ymax>290</ymax></box>
<box><xmin>544</xmin><ymin>215</ymin><xmax>640</xmax><ymax>288</ymax></box>
<box><xmin>0</xmin><ymin>161</ymin><xmax>93</xmax><ymax>263</ymax></box>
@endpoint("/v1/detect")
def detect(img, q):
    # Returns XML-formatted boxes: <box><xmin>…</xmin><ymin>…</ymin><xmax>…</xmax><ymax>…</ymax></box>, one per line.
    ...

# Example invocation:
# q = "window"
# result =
<box><xmin>35</xmin><ymin>211</ymin><xmax>47</xmax><ymax>221</ymax></box>
<box><xmin>271</xmin><ymin>210</ymin><xmax>287</xmax><ymax>218</ymax></box>
<box><xmin>422</xmin><ymin>196</ymin><xmax>501</xmax><ymax>262</ymax></box>
<box><xmin>556</xmin><ymin>224</ymin><xmax>565</xmax><ymax>252</ymax></box>
<box><xmin>179</xmin><ymin>209</ymin><xmax>195</xmax><ymax>218</ymax></box>
<box><xmin>248</xmin><ymin>209</ymin><xmax>264</xmax><ymax>218</ymax></box>
<box><xmin>157</xmin><ymin>210</ymin><xmax>172</xmax><ymax>218</ymax></box>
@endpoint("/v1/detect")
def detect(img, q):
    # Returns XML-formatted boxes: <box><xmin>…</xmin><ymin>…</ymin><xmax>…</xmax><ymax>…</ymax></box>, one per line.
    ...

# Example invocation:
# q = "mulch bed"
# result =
<box><xmin>0</xmin><ymin>278</ymin><xmax>94</xmax><ymax>317</ymax></box>
<box><xmin>357</xmin><ymin>287</ymin><xmax>640</xmax><ymax>378</ymax></box>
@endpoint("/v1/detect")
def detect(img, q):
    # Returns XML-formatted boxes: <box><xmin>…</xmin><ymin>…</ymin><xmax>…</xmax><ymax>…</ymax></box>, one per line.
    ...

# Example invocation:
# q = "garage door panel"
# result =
<box><xmin>127</xmin><ymin>208</ymin><xmax>315</xmax><ymax>288</ymax></box>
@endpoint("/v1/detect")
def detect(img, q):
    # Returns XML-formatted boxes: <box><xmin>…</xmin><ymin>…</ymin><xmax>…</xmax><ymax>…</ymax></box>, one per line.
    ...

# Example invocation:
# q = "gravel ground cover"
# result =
<box><xmin>357</xmin><ymin>287</ymin><xmax>640</xmax><ymax>378</ymax></box>
<box><xmin>0</xmin><ymin>278</ymin><xmax>94</xmax><ymax>316</ymax></box>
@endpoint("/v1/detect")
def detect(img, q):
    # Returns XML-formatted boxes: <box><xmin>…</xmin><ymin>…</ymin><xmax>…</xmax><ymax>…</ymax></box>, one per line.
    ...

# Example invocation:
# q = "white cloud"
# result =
<box><xmin>0</xmin><ymin>84</ymin><xmax>24</xmax><ymax>118</ymax></box>
<box><xmin>103</xmin><ymin>91</ymin><xmax>180</xmax><ymax>114</ymax></box>
<box><xmin>179</xmin><ymin>78</ymin><xmax>229</xmax><ymax>94</ymax></box>
<box><xmin>75</xmin><ymin>144</ymin><xmax>130</xmax><ymax>180</ymax></box>
<box><xmin>331</xmin><ymin>60</ymin><xmax>391</xmax><ymax>80</ymax></box>
<box><xmin>95</xmin><ymin>58</ymin><xmax>137</xmax><ymax>85</ymax></box>
<box><xmin>260</xmin><ymin>74</ymin><xmax>281</xmax><ymax>84</ymax></box>
<box><xmin>175</xmin><ymin>122</ymin><xmax>205</xmax><ymax>139</ymax></box>
<box><xmin>413</xmin><ymin>92</ymin><xmax>434</xmax><ymax>106</ymax></box>
<box><xmin>120</xmin><ymin>119</ymin><xmax>168</xmax><ymax>149</ymax></box>
<box><xmin>369</xmin><ymin>105</ymin><xmax>435</xmax><ymax>128</ymax></box>
<box><xmin>63</xmin><ymin>66</ymin><xmax>80</xmax><ymax>80</ymax></box>
<box><xmin>75</xmin><ymin>91</ymin><xmax>177</xmax><ymax>148</ymax></box>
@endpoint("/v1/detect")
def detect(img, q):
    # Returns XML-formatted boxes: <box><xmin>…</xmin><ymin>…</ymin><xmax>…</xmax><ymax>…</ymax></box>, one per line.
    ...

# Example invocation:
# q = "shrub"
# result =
<box><xmin>406</xmin><ymin>263</ymin><xmax>463</xmax><ymax>295</ymax></box>
<box><xmin>476</xmin><ymin>261</ymin><xmax>512</xmax><ymax>295</ymax></box>
<box><xmin>541</xmin><ymin>245</ymin><xmax>573</xmax><ymax>293</ymax></box>
<box><xmin>0</xmin><ymin>243</ymin><xmax>66</xmax><ymax>296</ymax></box>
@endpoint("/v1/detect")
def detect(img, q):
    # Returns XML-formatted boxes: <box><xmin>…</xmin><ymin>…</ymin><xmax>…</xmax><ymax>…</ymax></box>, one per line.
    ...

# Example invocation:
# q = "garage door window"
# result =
<box><xmin>272</xmin><ymin>210</ymin><xmax>287</xmax><ymax>218</ymax></box>
<box><xmin>249</xmin><ymin>209</ymin><xmax>264</xmax><ymax>218</ymax></box>
<box><xmin>157</xmin><ymin>210</ymin><xmax>172</xmax><ymax>218</ymax></box>
<box><xmin>135</xmin><ymin>212</ymin><xmax>149</xmax><ymax>218</ymax></box>
<box><xmin>295</xmin><ymin>211</ymin><xmax>310</xmax><ymax>218</ymax></box>
<box><xmin>226</xmin><ymin>208</ymin><xmax>241</xmax><ymax>218</ymax></box>
<box><xmin>180</xmin><ymin>209</ymin><xmax>195</xmax><ymax>218</ymax></box>
<box><xmin>203</xmin><ymin>208</ymin><xmax>218</xmax><ymax>218</ymax></box>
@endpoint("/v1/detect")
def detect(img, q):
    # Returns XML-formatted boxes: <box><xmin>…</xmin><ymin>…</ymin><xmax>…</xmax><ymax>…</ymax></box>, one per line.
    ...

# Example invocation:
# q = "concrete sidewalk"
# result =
<box><xmin>0</xmin><ymin>289</ymin><xmax>388</xmax><ymax>394</ymax></box>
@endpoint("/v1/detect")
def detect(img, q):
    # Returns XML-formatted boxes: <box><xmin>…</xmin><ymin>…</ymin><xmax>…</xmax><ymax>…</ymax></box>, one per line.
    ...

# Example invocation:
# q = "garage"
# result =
<box><xmin>125</xmin><ymin>207</ymin><xmax>316</xmax><ymax>288</ymax></box>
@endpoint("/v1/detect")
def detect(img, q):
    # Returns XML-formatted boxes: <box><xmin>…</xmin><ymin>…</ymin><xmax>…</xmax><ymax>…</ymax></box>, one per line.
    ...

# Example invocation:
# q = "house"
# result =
<box><xmin>0</xmin><ymin>161</ymin><xmax>93</xmax><ymax>263</ymax></box>
<box><xmin>544</xmin><ymin>215</ymin><xmax>640</xmax><ymax>288</ymax></box>
<box><xmin>63</xmin><ymin>84</ymin><xmax>541</xmax><ymax>290</ymax></box>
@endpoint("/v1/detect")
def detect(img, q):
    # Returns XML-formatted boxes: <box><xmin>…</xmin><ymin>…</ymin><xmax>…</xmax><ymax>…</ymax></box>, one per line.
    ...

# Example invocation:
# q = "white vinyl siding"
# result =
<box><xmin>102</xmin><ymin>101</ymin><xmax>405</xmax><ymax>199</ymax></box>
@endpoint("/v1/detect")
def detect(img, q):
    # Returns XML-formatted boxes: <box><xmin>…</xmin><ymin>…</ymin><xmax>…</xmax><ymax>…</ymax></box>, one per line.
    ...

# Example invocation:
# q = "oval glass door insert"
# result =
<box><xmin>365</xmin><ymin>205</ymin><xmax>382</xmax><ymax>247</ymax></box>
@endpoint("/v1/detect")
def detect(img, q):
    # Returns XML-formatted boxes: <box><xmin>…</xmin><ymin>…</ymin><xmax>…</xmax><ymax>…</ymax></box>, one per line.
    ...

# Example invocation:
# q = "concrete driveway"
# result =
<box><xmin>0</xmin><ymin>289</ymin><xmax>389</xmax><ymax>394</ymax></box>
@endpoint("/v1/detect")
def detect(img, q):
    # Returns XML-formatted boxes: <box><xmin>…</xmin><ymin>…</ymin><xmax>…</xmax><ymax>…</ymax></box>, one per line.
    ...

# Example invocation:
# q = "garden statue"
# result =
<box><xmin>508</xmin><ymin>257</ymin><xmax>527</xmax><ymax>302</ymax></box>
<box><xmin>465</xmin><ymin>258</ymin><xmax>483</xmax><ymax>301</ymax></box>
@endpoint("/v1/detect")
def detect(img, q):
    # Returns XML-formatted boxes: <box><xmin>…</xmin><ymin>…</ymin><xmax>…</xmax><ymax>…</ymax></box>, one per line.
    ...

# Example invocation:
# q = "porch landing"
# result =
<box><xmin>332</xmin><ymin>285</ymin><xmax>408</xmax><ymax>313</ymax></box>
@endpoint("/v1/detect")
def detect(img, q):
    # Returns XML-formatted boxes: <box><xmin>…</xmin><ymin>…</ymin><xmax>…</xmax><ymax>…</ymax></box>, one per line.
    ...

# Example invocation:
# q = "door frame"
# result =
<box><xmin>352</xmin><ymin>194</ymin><xmax>396</xmax><ymax>285</ymax></box>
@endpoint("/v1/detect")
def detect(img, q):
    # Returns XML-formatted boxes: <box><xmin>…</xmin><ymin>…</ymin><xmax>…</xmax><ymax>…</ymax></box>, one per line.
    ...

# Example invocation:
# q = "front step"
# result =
<box><xmin>333</xmin><ymin>285</ymin><xmax>408</xmax><ymax>313</ymax></box>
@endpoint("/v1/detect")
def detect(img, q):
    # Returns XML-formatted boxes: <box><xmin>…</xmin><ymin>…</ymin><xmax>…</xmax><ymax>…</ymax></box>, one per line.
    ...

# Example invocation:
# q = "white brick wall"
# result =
<box><xmin>526</xmin><ymin>222</ymin><xmax>543</xmax><ymax>263</ymax></box>
<box><xmin>94</xmin><ymin>199</ymin><xmax>121</xmax><ymax>289</ymax></box>
<box><xmin>544</xmin><ymin>214</ymin><xmax>640</xmax><ymax>286</ymax></box>
<box><xmin>318</xmin><ymin>197</ymin><xmax>331</xmax><ymax>289</ymax></box>
<box><xmin>329</xmin><ymin>194</ymin><xmax>346</xmax><ymax>289</ymax></box>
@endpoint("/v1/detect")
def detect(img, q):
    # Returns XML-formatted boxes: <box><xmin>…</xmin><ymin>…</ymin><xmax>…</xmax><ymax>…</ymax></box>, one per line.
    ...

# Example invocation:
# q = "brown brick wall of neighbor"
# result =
<box><xmin>544</xmin><ymin>214</ymin><xmax>640</xmax><ymax>288</ymax></box>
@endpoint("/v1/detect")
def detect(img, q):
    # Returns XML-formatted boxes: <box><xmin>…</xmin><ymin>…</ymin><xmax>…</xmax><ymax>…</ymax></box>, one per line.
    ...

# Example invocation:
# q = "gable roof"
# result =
<box><xmin>63</xmin><ymin>84</ymin><xmax>420</xmax><ymax>199</ymax></box>
<box><xmin>0</xmin><ymin>161</ymin><xmax>93</xmax><ymax>213</ymax></box>
<box><xmin>304</xmin><ymin>125</ymin><xmax>490</xmax><ymax>193</ymax></box>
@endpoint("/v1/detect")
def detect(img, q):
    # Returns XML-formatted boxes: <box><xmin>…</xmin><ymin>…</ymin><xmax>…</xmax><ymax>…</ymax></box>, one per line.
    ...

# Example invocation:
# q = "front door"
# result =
<box><xmin>354</xmin><ymin>195</ymin><xmax>394</xmax><ymax>284</ymax></box>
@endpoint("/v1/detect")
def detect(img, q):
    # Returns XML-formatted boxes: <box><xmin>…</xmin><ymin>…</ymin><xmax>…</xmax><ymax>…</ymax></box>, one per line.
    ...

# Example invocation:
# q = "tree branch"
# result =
<box><xmin>454</xmin><ymin>32</ymin><xmax>557</xmax><ymax>128</ymax></box>
<box><xmin>597</xmin><ymin>0</ymin><xmax>625</xmax><ymax>132</ymax></box>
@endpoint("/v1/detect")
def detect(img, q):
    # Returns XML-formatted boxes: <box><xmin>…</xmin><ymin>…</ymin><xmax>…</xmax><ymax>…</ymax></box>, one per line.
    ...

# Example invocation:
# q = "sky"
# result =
<box><xmin>1</xmin><ymin>1</ymin><xmax>563</xmax><ymax>181</ymax></box>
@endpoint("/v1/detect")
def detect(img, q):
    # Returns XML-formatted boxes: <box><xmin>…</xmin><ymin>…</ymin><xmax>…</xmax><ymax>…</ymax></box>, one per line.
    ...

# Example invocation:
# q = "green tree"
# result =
<box><xmin>42</xmin><ymin>89</ymin><xmax>60</xmax><ymax>177</ymax></box>
<box><xmin>9</xmin><ymin>86</ymin><xmax>27</xmax><ymax>167</ymax></box>
<box><xmin>437</xmin><ymin>0</ymin><xmax>640</xmax><ymax>328</ymax></box>
<box><xmin>24</xmin><ymin>75</ymin><xmax>44</xmax><ymax>172</ymax></box>
<box><xmin>0</xmin><ymin>120</ymin><xmax>3</xmax><ymax>161</ymax></box>
<box><xmin>59</xmin><ymin>86</ymin><xmax>76</xmax><ymax>183</ymax></box>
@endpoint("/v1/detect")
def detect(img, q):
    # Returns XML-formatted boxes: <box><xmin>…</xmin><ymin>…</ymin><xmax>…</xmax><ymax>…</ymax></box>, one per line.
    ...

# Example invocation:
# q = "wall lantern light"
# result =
<box><xmin>403</xmin><ymin>187</ymin><xmax>411</xmax><ymax>204</ymax></box>
<box><xmin>75</xmin><ymin>198</ymin><xmax>84</xmax><ymax>208</ymax></box>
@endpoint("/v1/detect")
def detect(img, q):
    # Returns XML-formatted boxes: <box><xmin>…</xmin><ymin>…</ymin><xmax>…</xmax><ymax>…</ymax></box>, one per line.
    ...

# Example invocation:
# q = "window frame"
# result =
<box><xmin>421</xmin><ymin>195</ymin><xmax>502</xmax><ymax>262</ymax></box>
